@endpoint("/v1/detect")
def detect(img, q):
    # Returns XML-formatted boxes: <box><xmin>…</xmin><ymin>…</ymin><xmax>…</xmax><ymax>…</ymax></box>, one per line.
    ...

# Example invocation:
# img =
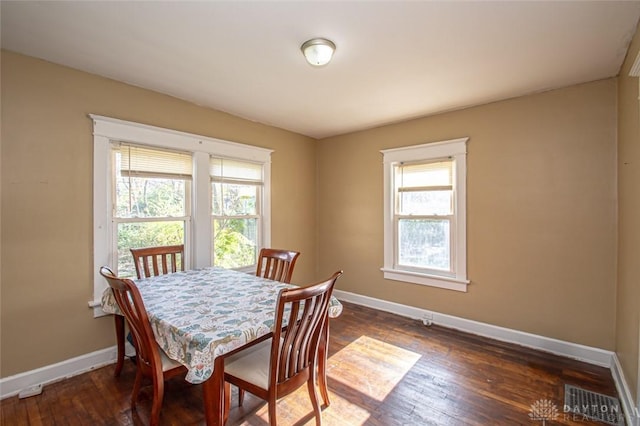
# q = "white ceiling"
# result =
<box><xmin>2</xmin><ymin>1</ymin><xmax>640</xmax><ymax>139</ymax></box>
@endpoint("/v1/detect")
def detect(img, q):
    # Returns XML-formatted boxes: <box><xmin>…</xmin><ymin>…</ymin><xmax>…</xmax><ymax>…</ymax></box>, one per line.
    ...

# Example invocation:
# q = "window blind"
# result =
<box><xmin>397</xmin><ymin>160</ymin><xmax>453</xmax><ymax>191</ymax></box>
<box><xmin>210</xmin><ymin>157</ymin><xmax>263</xmax><ymax>184</ymax></box>
<box><xmin>114</xmin><ymin>143</ymin><xmax>193</xmax><ymax>179</ymax></box>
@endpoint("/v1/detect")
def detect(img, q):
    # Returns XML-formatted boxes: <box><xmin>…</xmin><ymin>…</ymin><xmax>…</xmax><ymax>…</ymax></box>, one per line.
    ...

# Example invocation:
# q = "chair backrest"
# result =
<box><xmin>269</xmin><ymin>270</ymin><xmax>343</xmax><ymax>397</ymax></box>
<box><xmin>256</xmin><ymin>248</ymin><xmax>300</xmax><ymax>283</ymax></box>
<box><xmin>130</xmin><ymin>244</ymin><xmax>185</xmax><ymax>279</ymax></box>
<box><xmin>99</xmin><ymin>266</ymin><xmax>163</xmax><ymax>377</ymax></box>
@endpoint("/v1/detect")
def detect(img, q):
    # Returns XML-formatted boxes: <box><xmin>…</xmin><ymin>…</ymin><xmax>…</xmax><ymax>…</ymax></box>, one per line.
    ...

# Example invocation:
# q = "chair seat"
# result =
<box><xmin>159</xmin><ymin>346</ymin><xmax>183</xmax><ymax>372</ymax></box>
<box><xmin>225</xmin><ymin>338</ymin><xmax>273</xmax><ymax>390</ymax></box>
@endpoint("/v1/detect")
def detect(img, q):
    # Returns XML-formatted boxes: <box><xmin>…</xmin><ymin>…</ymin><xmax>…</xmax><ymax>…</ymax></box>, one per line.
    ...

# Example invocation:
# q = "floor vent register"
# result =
<box><xmin>564</xmin><ymin>384</ymin><xmax>624</xmax><ymax>426</ymax></box>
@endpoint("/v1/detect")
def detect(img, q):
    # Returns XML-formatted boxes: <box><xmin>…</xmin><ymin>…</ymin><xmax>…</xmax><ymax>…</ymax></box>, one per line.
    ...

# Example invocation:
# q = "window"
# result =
<box><xmin>211</xmin><ymin>157</ymin><xmax>263</xmax><ymax>268</ymax></box>
<box><xmin>113</xmin><ymin>144</ymin><xmax>191</xmax><ymax>277</ymax></box>
<box><xmin>396</xmin><ymin>160</ymin><xmax>454</xmax><ymax>273</ymax></box>
<box><xmin>381</xmin><ymin>138</ymin><xmax>469</xmax><ymax>292</ymax></box>
<box><xmin>91</xmin><ymin>115</ymin><xmax>272</xmax><ymax>315</ymax></box>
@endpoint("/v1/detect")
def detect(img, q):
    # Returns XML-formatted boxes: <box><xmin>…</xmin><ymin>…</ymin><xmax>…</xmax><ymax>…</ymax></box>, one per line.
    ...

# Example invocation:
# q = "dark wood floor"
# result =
<box><xmin>1</xmin><ymin>302</ymin><xmax>621</xmax><ymax>425</ymax></box>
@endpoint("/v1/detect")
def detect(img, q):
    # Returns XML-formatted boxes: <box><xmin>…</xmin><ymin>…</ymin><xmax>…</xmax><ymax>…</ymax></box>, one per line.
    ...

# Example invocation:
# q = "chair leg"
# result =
<box><xmin>317</xmin><ymin>353</ymin><xmax>330</xmax><ymax>406</ymax></box>
<box><xmin>114</xmin><ymin>315</ymin><xmax>125</xmax><ymax>377</ymax></box>
<box><xmin>318</xmin><ymin>320</ymin><xmax>331</xmax><ymax>406</ymax></box>
<box><xmin>150</xmin><ymin>377</ymin><xmax>165</xmax><ymax>426</ymax></box>
<box><xmin>307</xmin><ymin>375</ymin><xmax>322</xmax><ymax>426</ymax></box>
<box><xmin>131</xmin><ymin>369</ymin><xmax>144</xmax><ymax>409</ymax></box>
<box><xmin>238</xmin><ymin>388</ymin><xmax>245</xmax><ymax>406</ymax></box>
<box><xmin>224</xmin><ymin>382</ymin><xmax>231</xmax><ymax>424</ymax></box>
<box><xmin>268</xmin><ymin>395</ymin><xmax>278</xmax><ymax>426</ymax></box>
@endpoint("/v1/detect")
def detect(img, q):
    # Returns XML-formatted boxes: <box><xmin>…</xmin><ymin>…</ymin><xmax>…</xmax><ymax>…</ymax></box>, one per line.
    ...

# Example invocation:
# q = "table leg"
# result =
<box><xmin>203</xmin><ymin>356</ymin><xmax>226</xmax><ymax>425</ymax></box>
<box><xmin>318</xmin><ymin>316</ymin><xmax>331</xmax><ymax>406</ymax></box>
<box><xmin>114</xmin><ymin>315</ymin><xmax>125</xmax><ymax>377</ymax></box>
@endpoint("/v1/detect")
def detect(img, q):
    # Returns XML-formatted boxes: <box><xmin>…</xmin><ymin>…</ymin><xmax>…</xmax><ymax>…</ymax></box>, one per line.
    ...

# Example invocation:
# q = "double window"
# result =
<box><xmin>91</xmin><ymin>116</ymin><xmax>272</xmax><ymax>313</ymax></box>
<box><xmin>381</xmin><ymin>138</ymin><xmax>469</xmax><ymax>291</ymax></box>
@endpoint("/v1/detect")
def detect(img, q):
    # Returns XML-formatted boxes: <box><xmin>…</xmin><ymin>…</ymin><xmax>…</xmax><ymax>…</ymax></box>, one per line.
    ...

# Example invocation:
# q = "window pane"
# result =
<box><xmin>399</xmin><ymin>190</ymin><xmax>452</xmax><ymax>215</ymax></box>
<box><xmin>116</xmin><ymin>176</ymin><xmax>186</xmax><ymax>218</ymax></box>
<box><xmin>213</xmin><ymin>218</ymin><xmax>258</xmax><ymax>268</ymax></box>
<box><xmin>398</xmin><ymin>219</ymin><xmax>450</xmax><ymax>271</ymax></box>
<box><xmin>117</xmin><ymin>221</ymin><xmax>185</xmax><ymax>278</ymax></box>
<box><xmin>212</xmin><ymin>183</ymin><xmax>257</xmax><ymax>216</ymax></box>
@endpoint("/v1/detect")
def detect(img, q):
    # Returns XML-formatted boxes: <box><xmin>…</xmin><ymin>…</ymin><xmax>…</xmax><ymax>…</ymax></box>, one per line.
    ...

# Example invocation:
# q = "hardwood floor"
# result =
<box><xmin>1</xmin><ymin>302</ymin><xmax>621</xmax><ymax>425</ymax></box>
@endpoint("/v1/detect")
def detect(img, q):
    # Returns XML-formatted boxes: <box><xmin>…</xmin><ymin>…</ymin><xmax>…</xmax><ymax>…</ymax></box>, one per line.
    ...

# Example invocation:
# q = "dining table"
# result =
<box><xmin>100</xmin><ymin>266</ymin><xmax>343</xmax><ymax>425</ymax></box>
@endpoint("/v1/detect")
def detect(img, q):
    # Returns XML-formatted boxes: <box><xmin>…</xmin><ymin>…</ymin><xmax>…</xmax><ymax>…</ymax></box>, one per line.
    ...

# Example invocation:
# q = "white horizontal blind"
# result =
<box><xmin>114</xmin><ymin>143</ymin><xmax>192</xmax><ymax>179</ymax></box>
<box><xmin>396</xmin><ymin>159</ymin><xmax>454</xmax><ymax>216</ymax></box>
<box><xmin>397</xmin><ymin>160</ymin><xmax>453</xmax><ymax>190</ymax></box>
<box><xmin>210</xmin><ymin>157</ymin><xmax>263</xmax><ymax>184</ymax></box>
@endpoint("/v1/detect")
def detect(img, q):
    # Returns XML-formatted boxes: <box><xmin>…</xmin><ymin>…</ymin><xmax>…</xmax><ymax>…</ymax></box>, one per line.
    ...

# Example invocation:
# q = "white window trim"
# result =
<box><xmin>89</xmin><ymin>115</ymin><xmax>272</xmax><ymax>315</ymax></box>
<box><xmin>381</xmin><ymin>137</ymin><xmax>469</xmax><ymax>292</ymax></box>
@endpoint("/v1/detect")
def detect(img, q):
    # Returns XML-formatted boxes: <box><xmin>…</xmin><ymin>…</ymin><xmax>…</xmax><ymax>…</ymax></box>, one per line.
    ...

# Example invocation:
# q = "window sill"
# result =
<box><xmin>380</xmin><ymin>268</ymin><xmax>469</xmax><ymax>292</ymax></box>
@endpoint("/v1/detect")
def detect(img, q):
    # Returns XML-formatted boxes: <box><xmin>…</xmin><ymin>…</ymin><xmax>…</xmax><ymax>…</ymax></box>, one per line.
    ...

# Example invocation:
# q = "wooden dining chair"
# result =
<box><xmin>256</xmin><ymin>248</ymin><xmax>300</xmax><ymax>283</ymax></box>
<box><xmin>113</xmin><ymin>244</ymin><xmax>184</xmax><ymax>377</ymax></box>
<box><xmin>99</xmin><ymin>266</ymin><xmax>187</xmax><ymax>426</ymax></box>
<box><xmin>130</xmin><ymin>244</ymin><xmax>185</xmax><ymax>279</ymax></box>
<box><xmin>224</xmin><ymin>270</ymin><xmax>343</xmax><ymax>426</ymax></box>
<box><xmin>235</xmin><ymin>248</ymin><xmax>300</xmax><ymax>406</ymax></box>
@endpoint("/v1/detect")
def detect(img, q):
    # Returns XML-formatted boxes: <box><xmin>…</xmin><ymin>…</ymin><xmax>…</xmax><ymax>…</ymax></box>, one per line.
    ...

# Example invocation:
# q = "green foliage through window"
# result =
<box><xmin>117</xmin><ymin>221</ymin><xmax>185</xmax><ymax>278</ymax></box>
<box><xmin>213</xmin><ymin>218</ymin><xmax>257</xmax><ymax>269</ymax></box>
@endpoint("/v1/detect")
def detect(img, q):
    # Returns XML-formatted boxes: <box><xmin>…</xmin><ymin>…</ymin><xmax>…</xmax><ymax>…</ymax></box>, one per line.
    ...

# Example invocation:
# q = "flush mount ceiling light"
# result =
<box><xmin>301</xmin><ymin>38</ymin><xmax>336</xmax><ymax>67</ymax></box>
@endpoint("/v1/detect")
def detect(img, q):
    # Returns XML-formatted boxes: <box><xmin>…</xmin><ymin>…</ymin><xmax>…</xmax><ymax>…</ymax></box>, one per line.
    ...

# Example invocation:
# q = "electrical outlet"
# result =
<box><xmin>18</xmin><ymin>384</ymin><xmax>43</xmax><ymax>399</ymax></box>
<box><xmin>421</xmin><ymin>312</ymin><xmax>433</xmax><ymax>326</ymax></box>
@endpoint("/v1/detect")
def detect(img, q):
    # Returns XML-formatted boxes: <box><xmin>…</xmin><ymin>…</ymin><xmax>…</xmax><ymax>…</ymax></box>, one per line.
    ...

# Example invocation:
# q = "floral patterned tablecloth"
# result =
<box><xmin>101</xmin><ymin>267</ymin><xmax>343</xmax><ymax>384</ymax></box>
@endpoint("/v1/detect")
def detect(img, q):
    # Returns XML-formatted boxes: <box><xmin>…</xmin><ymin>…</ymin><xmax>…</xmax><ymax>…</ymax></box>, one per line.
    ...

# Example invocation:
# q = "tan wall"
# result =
<box><xmin>318</xmin><ymin>79</ymin><xmax>618</xmax><ymax>350</ymax></box>
<box><xmin>0</xmin><ymin>50</ymin><xmax>318</xmax><ymax>377</ymax></box>
<box><xmin>617</xmin><ymin>24</ymin><xmax>640</xmax><ymax>405</ymax></box>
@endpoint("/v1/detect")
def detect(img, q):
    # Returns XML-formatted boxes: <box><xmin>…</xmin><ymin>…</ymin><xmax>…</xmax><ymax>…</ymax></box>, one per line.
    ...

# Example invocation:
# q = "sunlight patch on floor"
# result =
<box><xmin>327</xmin><ymin>335</ymin><xmax>422</xmax><ymax>401</ymax></box>
<box><xmin>242</xmin><ymin>390</ymin><xmax>372</xmax><ymax>426</ymax></box>
<box><xmin>236</xmin><ymin>335</ymin><xmax>421</xmax><ymax>425</ymax></box>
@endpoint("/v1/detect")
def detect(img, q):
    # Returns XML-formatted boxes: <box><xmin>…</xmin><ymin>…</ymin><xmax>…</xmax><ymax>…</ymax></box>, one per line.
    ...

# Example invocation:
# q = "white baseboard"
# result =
<box><xmin>334</xmin><ymin>289</ymin><xmax>614</xmax><ymax>366</ymax></box>
<box><xmin>0</xmin><ymin>346</ymin><xmax>116</xmax><ymax>400</ymax></box>
<box><xmin>334</xmin><ymin>289</ymin><xmax>640</xmax><ymax>422</ymax></box>
<box><xmin>611</xmin><ymin>353</ymin><xmax>640</xmax><ymax>426</ymax></box>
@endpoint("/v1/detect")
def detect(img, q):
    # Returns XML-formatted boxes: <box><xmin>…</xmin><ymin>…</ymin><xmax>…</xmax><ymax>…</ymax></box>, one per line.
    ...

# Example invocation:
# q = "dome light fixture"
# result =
<box><xmin>301</xmin><ymin>38</ymin><xmax>336</xmax><ymax>67</ymax></box>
